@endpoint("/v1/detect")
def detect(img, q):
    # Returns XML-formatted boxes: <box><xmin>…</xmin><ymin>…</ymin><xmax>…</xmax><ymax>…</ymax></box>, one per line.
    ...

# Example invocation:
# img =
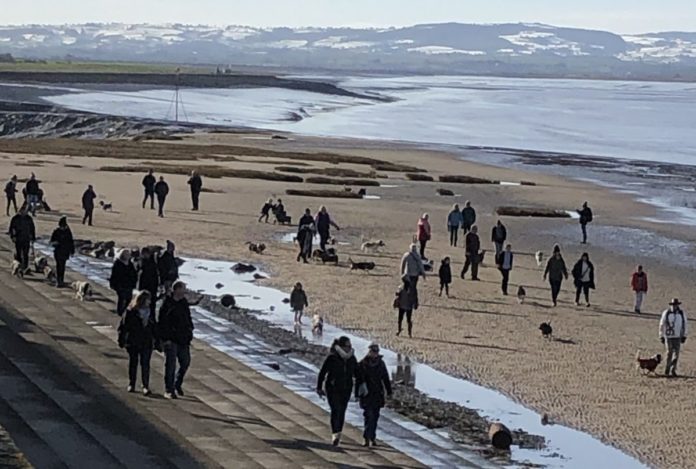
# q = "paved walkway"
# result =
<box><xmin>0</xmin><ymin>237</ymin><xmax>489</xmax><ymax>468</ymax></box>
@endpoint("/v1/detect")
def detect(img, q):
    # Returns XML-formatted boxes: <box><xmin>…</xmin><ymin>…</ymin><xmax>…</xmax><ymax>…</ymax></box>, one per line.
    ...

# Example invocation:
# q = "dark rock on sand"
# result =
<box><xmin>253</xmin><ymin>273</ymin><xmax>267</xmax><ymax>280</ymax></box>
<box><xmin>232</xmin><ymin>263</ymin><xmax>256</xmax><ymax>274</ymax></box>
<box><xmin>220</xmin><ymin>294</ymin><xmax>236</xmax><ymax>308</ymax></box>
<box><xmin>215</xmin><ymin>283</ymin><xmax>224</xmax><ymax>289</ymax></box>
<box><xmin>437</xmin><ymin>188</ymin><xmax>455</xmax><ymax>196</ymax></box>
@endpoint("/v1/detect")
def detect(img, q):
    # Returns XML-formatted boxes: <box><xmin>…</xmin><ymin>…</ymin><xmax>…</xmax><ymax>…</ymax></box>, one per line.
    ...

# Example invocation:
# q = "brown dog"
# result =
<box><xmin>636</xmin><ymin>351</ymin><xmax>662</xmax><ymax>374</ymax></box>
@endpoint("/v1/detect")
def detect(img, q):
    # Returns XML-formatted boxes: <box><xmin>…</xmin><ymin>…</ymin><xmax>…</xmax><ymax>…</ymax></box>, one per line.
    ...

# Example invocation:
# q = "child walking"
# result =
<box><xmin>438</xmin><ymin>257</ymin><xmax>452</xmax><ymax>297</ymax></box>
<box><xmin>290</xmin><ymin>282</ymin><xmax>309</xmax><ymax>325</ymax></box>
<box><xmin>258</xmin><ymin>198</ymin><xmax>273</xmax><ymax>223</ymax></box>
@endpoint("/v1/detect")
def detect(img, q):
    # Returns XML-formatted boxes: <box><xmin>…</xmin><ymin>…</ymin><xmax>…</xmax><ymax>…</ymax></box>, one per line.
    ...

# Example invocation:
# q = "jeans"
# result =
<box><xmin>82</xmin><ymin>207</ymin><xmax>93</xmax><ymax>226</ymax></box>
<box><xmin>318</xmin><ymin>230</ymin><xmax>330</xmax><ymax>251</ymax></box>
<box><xmin>191</xmin><ymin>190</ymin><xmax>200</xmax><ymax>210</ymax></box>
<box><xmin>6</xmin><ymin>195</ymin><xmax>16</xmax><ymax>216</ymax></box>
<box><xmin>327</xmin><ymin>391</ymin><xmax>350</xmax><ymax>434</ymax></box>
<box><xmin>461</xmin><ymin>253</ymin><xmax>479</xmax><ymax>280</ymax></box>
<box><xmin>14</xmin><ymin>239</ymin><xmax>30</xmax><ymax>271</ymax></box>
<box><xmin>398</xmin><ymin>308</ymin><xmax>413</xmax><ymax>336</ymax></box>
<box><xmin>550</xmin><ymin>280</ymin><xmax>562</xmax><ymax>305</ymax></box>
<box><xmin>363</xmin><ymin>405</ymin><xmax>382</xmax><ymax>441</ymax></box>
<box><xmin>439</xmin><ymin>281</ymin><xmax>449</xmax><ymax>296</ymax></box>
<box><xmin>448</xmin><ymin>226</ymin><xmax>458</xmax><ymax>246</ymax></box>
<box><xmin>54</xmin><ymin>255</ymin><xmax>67</xmax><ymax>286</ymax></box>
<box><xmin>634</xmin><ymin>291</ymin><xmax>646</xmax><ymax>312</ymax></box>
<box><xmin>665</xmin><ymin>338</ymin><xmax>681</xmax><ymax>376</ymax></box>
<box><xmin>500</xmin><ymin>268</ymin><xmax>511</xmax><ymax>295</ymax></box>
<box><xmin>494</xmin><ymin>241</ymin><xmax>504</xmax><ymax>256</ymax></box>
<box><xmin>419</xmin><ymin>239</ymin><xmax>428</xmax><ymax>259</ymax></box>
<box><xmin>127</xmin><ymin>346</ymin><xmax>152</xmax><ymax>388</ymax></box>
<box><xmin>143</xmin><ymin>190</ymin><xmax>154</xmax><ymax>209</ymax></box>
<box><xmin>27</xmin><ymin>194</ymin><xmax>40</xmax><ymax>215</ymax></box>
<box><xmin>116</xmin><ymin>289</ymin><xmax>133</xmax><ymax>316</ymax></box>
<box><xmin>157</xmin><ymin>196</ymin><xmax>166</xmax><ymax>217</ymax></box>
<box><xmin>575</xmin><ymin>282</ymin><xmax>591</xmax><ymax>304</ymax></box>
<box><xmin>164</xmin><ymin>341</ymin><xmax>191</xmax><ymax>393</ymax></box>
<box><xmin>462</xmin><ymin>223</ymin><xmax>472</xmax><ymax>234</ymax></box>
<box><xmin>581</xmin><ymin>223</ymin><xmax>588</xmax><ymax>243</ymax></box>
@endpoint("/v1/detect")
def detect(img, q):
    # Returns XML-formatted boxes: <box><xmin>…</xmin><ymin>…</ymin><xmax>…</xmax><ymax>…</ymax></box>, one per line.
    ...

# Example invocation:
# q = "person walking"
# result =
<box><xmin>138</xmin><ymin>247</ymin><xmax>160</xmax><ymax>317</ymax></box>
<box><xmin>577</xmin><ymin>201</ymin><xmax>593</xmax><ymax>244</ymax></box>
<box><xmin>543</xmin><ymin>244</ymin><xmax>568</xmax><ymax>307</ymax></box>
<box><xmin>258</xmin><ymin>198</ymin><xmax>273</xmax><ymax>223</ymax></box>
<box><xmin>316</xmin><ymin>336</ymin><xmax>358</xmax><ymax>446</ymax></box>
<box><xmin>158</xmin><ymin>280</ymin><xmax>194</xmax><ymax>399</ymax></box>
<box><xmin>290</xmin><ymin>282</ymin><xmax>308</xmax><ymax>325</ymax></box>
<box><xmin>447</xmin><ymin>204</ymin><xmax>462</xmax><ymax>247</ymax></box>
<box><xmin>157</xmin><ymin>240</ymin><xmax>179</xmax><ymax>294</ymax></box>
<box><xmin>496</xmin><ymin>244</ymin><xmax>514</xmax><ymax>295</ymax></box>
<box><xmin>187</xmin><ymin>170</ymin><xmax>203</xmax><ymax>211</ymax></box>
<box><xmin>142</xmin><ymin>169</ymin><xmax>156</xmax><ymax>210</ymax></box>
<box><xmin>438</xmin><ymin>256</ymin><xmax>452</xmax><ymax>297</ymax></box>
<box><xmin>154</xmin><ymin>176</ymin><xmax>169</xmax><ymax>218</ymax></box>
<box><xmin>461</xmin><ymin>201</ymin><xmax>476</xmax><ymax>234</ymax></box>
<box><xmin>356</xmin><ymin>343</ymin><xmax>392</xmax><ymax>447</ymax></box>
<box><xmin>416</xmin><ymin>213</ymin><xmax>431</xmax><ymax>259</ymax></box>
<box><xmin>572</xmin><ymin>252</ymin><xmax>595</xmax><ymax>307</ymax></box>
<box><xmin>394</xmin><ymin>277</ymin><xmax>417</xmax><ymax>337</ymax></box>
<box><xmin>119</xmin><ymin>290</ymin><xmax>156</xmax><ymax>395</ymax></box>
<box><xmin>461</xmin><ymin>225</ymin><xmax>481</xmax><ymax>280</ymax></box>
<box><xmin>631</xmin><ymin>265</ymin><xmax>648</xmax><ymax>314</ymax></box>
<box><xmin>400</xmin><ymin>243</ymin><xmax>426</xmax><ymax>288</ymax></box>
<box><xmin>491</xmin><ymin>220</ymin><xmax>507</xmax><ymax>256</ymax></box>
<box><xmin>296</xmin><ymin>209</ymin><xmax>316</xmax><ymax>263</ymax></box>
<box><xmin>8</xmin><ymin>207</ymin><xmax>35</xmax><ymax>272</ymax></box>
<box><xmin>24</xmin><ymin>173</ymin><xmax>41</xmax><ymax>216</ymax></box>
<box><xmin>49</xmin><ymin>216</ymin><xmax>74</xmax><ymax>288</ymax></box>
<box><xmin>659</xmin><ymin>298</ymin><xmax>687</xmax><ymax>377</ymax></box>
<box><xmin>5</xmin><ymin>175</ymin><xmax>18</xmax><ymax>216</ymax></box>
<box><xmin>81</xmin><ymin>184</ymin><xmax>97</xmax><ymax>226</ymax></box>
<box><xmin>110</xmin><ymin>249</ymin><xmax>138</xmax><ymax>316</ymax></box>
<box><xmin>315</xmin><ymin>206</ymin><xmax>340</xmax><ymax>252</ymax></box>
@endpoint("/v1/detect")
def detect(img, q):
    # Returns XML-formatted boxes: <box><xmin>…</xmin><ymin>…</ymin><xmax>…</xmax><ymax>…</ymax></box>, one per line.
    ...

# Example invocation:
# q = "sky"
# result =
<box><xmin>2</xmin><ymin>0</ymin><xmax>695</xmax><ymax>34</ymax></box>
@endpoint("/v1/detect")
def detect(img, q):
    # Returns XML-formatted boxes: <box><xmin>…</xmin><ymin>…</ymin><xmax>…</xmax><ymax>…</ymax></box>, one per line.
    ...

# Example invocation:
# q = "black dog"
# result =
<box><xmin>539</xmin><ymin>322</ymin><xmax>553</xmax><ymax>338</ymax></box>
<box><xmin>313</xmin><ymin>248</ymin><xmax>338</xmax><ymax>265</ymax></box>
<box><xmin>349</xmin><ymin>257</ymin><xmax>375</xmax><ymax>272</ymax></box>
<box><xmin>247</xmin><ymin>242</ymin><xmax>266</xmax><ymax>254</ymax></box>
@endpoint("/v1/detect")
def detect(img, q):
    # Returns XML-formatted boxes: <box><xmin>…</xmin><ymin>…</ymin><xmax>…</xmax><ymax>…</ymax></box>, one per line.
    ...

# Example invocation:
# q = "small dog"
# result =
<box><xmin>636</xmin><ymin>351</ymin><xmax>662</xmax><ymax>374</ymax></box>
<box><xmin>539</xmin><ymin>322</ymin><xmax>553</xmax><ymax>338</ymax></box>
<box><xmin>312</xmin><ymin>314</ymin><xmax>324</xmax><ymax>335</ymax></box>
<box><xmin>246</xmin><ymin>242</ymin><xmax>266</xmax><ymax>254</ymax></box>
<box><xmin>312</xmin><ymin>248</ymin><xmax>338</xmax><ymax>265</ymax></box>
<box><xmin>10</xmin><ymin>260</ymin><xmax>23</xmax><ymax>278</ymax></box>
<box><xmin>357</xmin><ymin>188</ymin><xmax>367</xmax><ymax>197</ymax></box>
<box><xmin>517</xmin><ymin>286</ymin><xmax>526</xmax><ymax>304</ymax></box>
<box><xmin>33</xmin><ymin>256</ymin><xmax>49</xmax><ymax>273</ymax></box>
<box><xmin>535</xmin><ymin>251</ymin><xmax>544</xmax><ymax>267</ymax></box>
<box><xmin>361</xmin><ymin>239</ymin><xmax>385</xmax><ymax>254</ymax></box>
<box><xmin>423</xmin><ymin>259</ymin><xmax>434</xmax><ymax>272</ymax></box>
<box><xmin>99</xmin><ymin>201</ymin><xmax>113</xmax><ymax>211</ymax></box>
<box><xmin>43</xmin><ymin>266</ymin><xmax>56</xmax><ymax>284</ymax></box>
<box><xmin>72</xmin><ymin>281</ymin><xmax>92</xmax><ymax>301</ymax></box>
<box><xmin>349</xmin><ymin>257</ymin><xmax>376</xmax><ymax>272</ymax></box>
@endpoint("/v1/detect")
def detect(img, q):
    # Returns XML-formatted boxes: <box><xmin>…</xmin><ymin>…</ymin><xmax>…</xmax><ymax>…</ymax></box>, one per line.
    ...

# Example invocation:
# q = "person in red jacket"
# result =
<box><xmin>631</xmin><ymin>265</ymin><xmax>648</xmax><ymax>314</ymax></box>
<box><xmin>416</xmin><ymin>213</ymin><xmax>431</xmax><ymax>260</ymax></box>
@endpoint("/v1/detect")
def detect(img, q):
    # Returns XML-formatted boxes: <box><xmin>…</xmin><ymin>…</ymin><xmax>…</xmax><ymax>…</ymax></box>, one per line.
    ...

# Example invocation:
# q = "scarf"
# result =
<box><xmin>334</xmin><ymin>345</ymin><xmax>354</xmax><ymax>360</ymax></box>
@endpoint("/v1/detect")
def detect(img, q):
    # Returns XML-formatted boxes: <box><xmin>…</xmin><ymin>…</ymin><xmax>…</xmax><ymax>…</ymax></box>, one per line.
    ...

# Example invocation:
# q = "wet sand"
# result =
<box><xmin>2</xmin><ymin>131</ymin><xmax>696</xmax><ymax>468</ymax></box>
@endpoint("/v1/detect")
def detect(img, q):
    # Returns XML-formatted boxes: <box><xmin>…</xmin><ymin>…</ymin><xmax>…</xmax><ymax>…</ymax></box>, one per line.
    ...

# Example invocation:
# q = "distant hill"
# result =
<box><xmin>1</xmin><ymin>22</ymin><xmax>695</xmax><ymax>80</ymax></box>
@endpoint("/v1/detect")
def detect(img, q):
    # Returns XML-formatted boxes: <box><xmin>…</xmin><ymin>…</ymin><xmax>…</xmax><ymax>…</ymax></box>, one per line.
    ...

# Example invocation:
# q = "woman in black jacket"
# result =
<box><xmin>138</xmin><ymin>247</ymin><xmax>160</xmax><ymax>317</ymax></box>
<box><xmin>119</xmin><ymin>290</ymin><xmax>156</xmax><ymax>395</ymax></box>
<box><xmin>356</xmin><ymin>343</ymin><xmax>392</xmax><ymax>447</ymax></box>
<box><xmin>110</xmin><ymin>250</ymin><xmax>138</xmax><ymax>316</ymax></box>
<box><xmin>316</xmin><ymin>336</ymin><xmax>359</xmax><ymax>446</ymax></box>
<box><xmin>296</xmin><ymin>209</ymin><xmax>316</xmax><ymax>263</ymax></box>
<box><xmin>49</xmin><ymin>216</ymin><xmax>74</xmax><ymax>287</ymax></box>
<box><xmin>571</xmin><ymin>252</ymin><xmax>595</xmax><ymax>307</ymax></box>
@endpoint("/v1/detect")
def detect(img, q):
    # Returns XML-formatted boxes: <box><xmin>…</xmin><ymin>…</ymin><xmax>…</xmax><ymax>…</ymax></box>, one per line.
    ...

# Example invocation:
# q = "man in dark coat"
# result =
<box><xmin>142</xmin><ymin>169</ymin><xmax>156</xmax><ymax>210</ymax></box>
<box><xmin>81</xmin><ymin>185</ymin><xmax>97</xmax><ymax>226</ymax></box>
<box><xmin>496</xmin><ymin>243</ymin><xmax>514</xmax><ymax>296</ymax></box>
<box><xmin>158</xmin><ymin>240</ymin><xmax>179</xmax><ymax>293</ymax></box>
<box><xmin>461</xmin><ymin>200</ymin><xmax>476</xmax><ymax>234</ymax></box>
<box><xmin>9</xmin><ymin>207</ymin><xmax>35</xmax><ymax>271</ymax></box>
<box><xmin>154</xmin><ymin>176</ymin><xmax>169</xmax><ymax>217</ymax></box>
<box><xmin>356</xmin><ymin>343</ymin><xmax>392</xmax><ymax>447</ymax></box>
<box><xmin>5</xmin><ymin>175</ymin><xmax>18</xmax><ymax>216</ymax></box>
<box><xmin>315</xmin><ymin>206</ymin><xmax>339</xmax><ymax>252</ymax></box>
<box><xmin>110</xmin><ymin>250</ymin><xmax>138</xmax><ymax>316</ymax></box>
<box><xmin>138</xmin><ymin>247</ymin><xmax>160</xmax><ymax>316</ymax></box>
<box><xmin>577</xmin><ymin>201</ymin><xmax>593</xmax><ymax>244</ymax></box>
<box><xmin>461</xmin><ymin>225</ymin><xmax>481</xmax><ymax>281</ymax></box>
<box><xmin>49</xmin><ymin>216</ymin><xmax>74</xmax><ymax>287</ymax></box>
<box><xmin>296</xmin><ymin>209</ymin><xmax>316</xmax><ymax>263</ymax></box>
<box><xmin>491</xmin><ymin>220</ymin><xmax>507</xmax><ymax>256</ymax></box>
<box><xmin>187</xmin><ymin>171</ymin><xmax>203</xmax><ymax>211</ymax></box>
<box><xmin>24</xmin><ymin>173</ymin><xmax>41</xmax><ymax>216</ymax></box>
<box><xmin>158</xmin><ymin>280</ymin><xmax>194</xmax><ymax>399</ymax></box>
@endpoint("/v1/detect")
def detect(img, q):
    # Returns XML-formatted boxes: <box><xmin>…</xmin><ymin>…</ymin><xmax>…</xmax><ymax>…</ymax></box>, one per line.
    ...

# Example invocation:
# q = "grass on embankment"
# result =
<box><xmin>496</xmin><ymin>206</ymin><xmax>570</xmax><ymax>218</ymax></box>
<box><xmin>286</xmin><ymin>189</ymin><xmax>363</xmax><ymax>199</ymax></box>
<box><xmin>100</xmin><ymin>164</ymin><xmax>303</xmax><ymax>183</ymax></box>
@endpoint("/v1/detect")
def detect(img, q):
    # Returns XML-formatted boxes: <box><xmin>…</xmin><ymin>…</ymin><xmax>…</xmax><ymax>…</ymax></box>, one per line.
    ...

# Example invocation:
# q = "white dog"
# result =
<box><xmin>33</xmin><ymin>256</ymin><xmax>49</xmax><ymax>273</ymax></box>
<box><xmin>71</xmin><ymin>281</ymin><xmax>92</xmax><ymax>301</ymax></box>
<box><xmin>10</xmin><ymin>260</ymin><xmax>23</xmax><ymax>278</ymax></box>
<box><xmin>535</xmin><ymin>251</ymin><xmax>544</xmax><ymax>267</ymax></box>
<box><xmin>361</xmin><ymin>239</ymin><xmax>385</xmax><ymax>254</ymax></box>
<box><xmin>311</xmin><ymin>314</ymin><xmax>324</xmax><ymax>335</ymax></box>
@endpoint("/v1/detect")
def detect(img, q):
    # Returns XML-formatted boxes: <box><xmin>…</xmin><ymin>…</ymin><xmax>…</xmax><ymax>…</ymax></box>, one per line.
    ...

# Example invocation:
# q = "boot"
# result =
<box><xmin>332</xmin><ymin>432</ymin><xmax>341</xmax><ymax>446</ymax></box>
<box><xmin>407</xmin><ymin>322</ymin><xmax>413</xmax><ymax>338</ymax></box>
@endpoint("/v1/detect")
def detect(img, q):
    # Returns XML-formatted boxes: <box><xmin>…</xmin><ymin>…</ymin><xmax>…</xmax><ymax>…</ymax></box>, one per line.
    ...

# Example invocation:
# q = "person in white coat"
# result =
<box><xmin>659</xmin><ymin>298</ymin><xmax>687</xmax><ymax>377</ymax></box>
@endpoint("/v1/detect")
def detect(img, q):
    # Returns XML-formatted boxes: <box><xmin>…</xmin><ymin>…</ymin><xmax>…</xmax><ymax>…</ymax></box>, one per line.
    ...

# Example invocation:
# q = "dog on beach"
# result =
<box><xmin>33</xmin><ymin>256</ymin><xmax>48</xmax><ymax>273</ymax></box>
<box><xmin>349</xmin><ymin>257</ymin><xmax>376</xmax><ymax>272</ymax></box>
<box><xmin>517</xmin><ymin>286</ymin><xmax>526</xmax><ymax>304</ymax></box>
<box><xmin>43</xmin><ymin>266</ymin><xmax>56</xmax><ymax>284</ymax></box>
<box><xmin>636</xmin><ymin>351</ymin><xmax>662</xmax><ymax>374</ymax></box>
<box><xmin>539</xmin><ymin>322</ymin><xmax>553</xmax><ymax>339</ymax></box>
<box><xmin>10</xmin><ymin>260</ymin><xmax>23</xmax><ymax>278</ymax></box>
<box><xmin>312</xmin><ymin>314</ymin><xmax>324</xmax><ymax>335</ymax></box>
<box><xmin>72</xmin><ymin>281</ymin><xmax>92</xmax><ymax>301</ymax></box>
<box><xmin>99</xmin><ymin>201</ymin><xmax>113</xmax><ymax>211</ymax></box>
<box><xmin>361</xmin><ymin>239</ymin><xmax>385</xmax><ymax>254</ymax></box>
<box><xmin>246</xmin><ymin>242</ymin><xmax>266</xmax><ymax>254</ymax></box>
<box><xmin>535</xmin><ymin>251</ymin><xmax>544</xmax><ymax>267</ymax></box>
<box><xmin>312</xmin><ymin>248</ymin><xmax>338</xmax><ymax>265</ymax></box>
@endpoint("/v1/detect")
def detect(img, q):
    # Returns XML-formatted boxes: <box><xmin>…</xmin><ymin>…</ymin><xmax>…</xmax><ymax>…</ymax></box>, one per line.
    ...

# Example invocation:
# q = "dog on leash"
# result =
<box><xmin>349</xmin><ymin>257</ymin><xmax>376</xmax><ymax>272</ymax></box>
<box><xmin>71</xmin><ymin>281</ymin><xmax>92</xmax><ymax>301</ymax></box>
<box><xmin>636</xmin><ymin>351</ymin><xmax>662</xmax><ymax>374</ymax></box>
<box><xmin>246</xmin><ymin>242</ymin><xmax>266</xmax><ymax>254</ymax></box>
<box><xmin>99</xmin><ymin>201</ymin><xmax>113</xmax><ymax>211</ymax></box>
<box><xmin>34</xmin><ymin>256</ymin><xmax>49</xmax><ymax>273</ymax></box>
<box><xmin>535</xmin><ymin>251</ymin><xmax>544</xmax><ymax>267</ymax></box>
<box><xmin>312</xmin><ymin>314</ymin><xmax>324</xmax><ymax>335</ymax></box>
<box><xmin>312</xmin><ymin>248</ymin><xmax>338</xmax><ymax>265</ymax></box>
<box><xmin>43</xmin><ymin>266</ymin><xmax>56</xmax><ymax>284</ymax></box>
<box><xmin>10</xmin><ymin>260</ymin><xmax>23</xmax><ymax>278</ymax></box>
<box><xmin>361</xmin><ymin>239</ymin><xmax>385</xmax><ymax>254</ymax></box>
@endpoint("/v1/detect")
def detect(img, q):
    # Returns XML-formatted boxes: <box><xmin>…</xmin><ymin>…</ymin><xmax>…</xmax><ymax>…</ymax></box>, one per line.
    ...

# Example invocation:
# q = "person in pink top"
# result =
<box><xmin>416</xmin><ymin>213</ymin><xmax>431</xmax><ymax>260</ymax></box>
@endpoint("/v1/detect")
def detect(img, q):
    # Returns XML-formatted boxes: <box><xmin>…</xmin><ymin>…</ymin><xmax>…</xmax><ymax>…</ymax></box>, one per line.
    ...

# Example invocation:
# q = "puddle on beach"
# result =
<box><xmin>178</xmin><ymin>258</ymin><xmax>646</xmax><ymax>469</ymax></box>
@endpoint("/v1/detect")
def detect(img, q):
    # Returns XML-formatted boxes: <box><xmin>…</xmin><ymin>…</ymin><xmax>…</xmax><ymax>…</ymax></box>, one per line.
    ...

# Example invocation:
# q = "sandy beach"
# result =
<box><xmin>2</xmin><ymin>131</ymin><xmax>696</xmax><ymax>468</ymax></box>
